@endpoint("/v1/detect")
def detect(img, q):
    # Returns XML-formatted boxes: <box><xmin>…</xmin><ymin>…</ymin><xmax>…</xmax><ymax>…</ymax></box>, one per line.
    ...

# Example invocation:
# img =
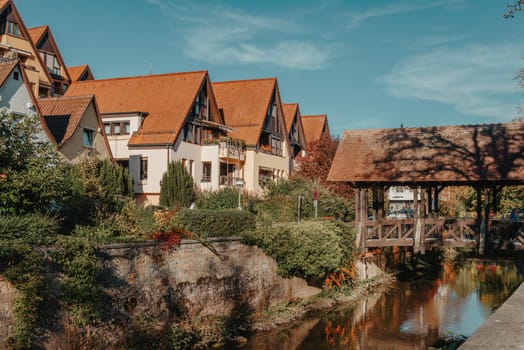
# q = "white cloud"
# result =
<box><xmin>145</xmin><ymin>0</ymin><xmax>333</xmax><ymax>70</ymax></box>
<box><xmin>380</xmin><ymin>43</ymin><xmax>523</xmax><ymax>119</ymax></box>
<box><xmin>346</xmin><ymin>0</ymin><xmax>469</xmax><ymax>29</ymax></box>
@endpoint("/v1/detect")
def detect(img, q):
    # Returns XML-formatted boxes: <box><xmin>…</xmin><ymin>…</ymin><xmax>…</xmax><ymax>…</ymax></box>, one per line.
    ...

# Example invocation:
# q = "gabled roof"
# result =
<box><xmin>27</xmin><ymin>25</ymin><xmax>47</xmax><ymax>44</ymax></box>
<box><xmin>282</xmin><ymin>103</ymin><xmax>298</xmax><ymax>133</ymax></box>
<box><xmin>68</xmin><ymin>64</ymin><xmax>94</xmax><ymax>81</ymax></box>
<box><xmin>38</xmin><ymin>95</ymin><xmax>94</xmax><ymax>145</ymax></box>
<box><xmin>0</xmin><ymin>1</ymin><xmax>53</xmax><ymax>87</ymax></box>
<box><xmin>327</xmin><ymin>122</ymin><xmax>524</xmax><ymax>185</ymax></box>
<box><xmin>27</xmin><ymin>25</ymin><xmax>71</xmax><ymax>82</ymax></box>
<box><xmin>0</xmin><ymin>59</ymin><xmax>18</xmax><ymax>86</ymax></box>
<box><xmin>212</xmin><ymin>78</ymin><xmax>277</xmax><ymax>146</ymax></box>
<box><xmin>65</xmin><ymin>70</ymin><xmax>218</xmax><ymax>146</ymax></box>
<box><xmin>301</xmin><ymin>114</ymin><xmax>330</xmax><ymax>146</ymax></box>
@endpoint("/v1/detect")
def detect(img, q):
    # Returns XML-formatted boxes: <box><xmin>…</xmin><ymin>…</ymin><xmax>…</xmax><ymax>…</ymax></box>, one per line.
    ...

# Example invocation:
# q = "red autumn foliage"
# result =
<box><xmin>293</xmin><ymin>136</ymin><xmax>353</xmax><ymax>199</ymax></box>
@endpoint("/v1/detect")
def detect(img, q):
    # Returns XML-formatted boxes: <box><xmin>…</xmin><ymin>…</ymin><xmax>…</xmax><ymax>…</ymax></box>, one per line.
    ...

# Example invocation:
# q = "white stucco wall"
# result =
<box><xmin>200</xmin><ymin>144</ymin><xmax>220</xmax><ymax>191</ymax></box>
<box><xmin>0</xmin><ymin>65</ymin><xmax>51</xmax><ymax>144</ymax></box>
<box><xmin>243</xmin><ymin>148</ymin><xmax>289</xmax><ymax>194</ymax></box>
<box><xmin>102</xmin><ymin>113</ymin><xmax>144</xmax><ymax>160</ymax></box>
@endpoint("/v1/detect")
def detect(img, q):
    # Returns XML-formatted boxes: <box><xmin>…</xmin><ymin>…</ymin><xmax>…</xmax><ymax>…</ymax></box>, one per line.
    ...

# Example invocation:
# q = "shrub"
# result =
<box><xmin>160</xmin><ymin>161</ymin><xmax>195</xmax><ymax>209</ymax></box>
<box><xmin>256</xmin><ymin>178</ymin><xmax>353</xmax><ymax>223</ymax></box>
<box><xmin>0</xmin><ymin>111</ymin><xmax>71</xmax><ymax>215</ymax></box>
<box><xmin>173</xmin><ymin>209</ymin><xmax>256</xmax><ymax>238</ymax></box>
<box><xmin>0</xmin><ymin>241</ymin><xmax>45</xmax><ymax>349</ymax></box>
<box><xmin>52</xmin><ymin>236</ymin><xmax>105</xmax><ymax>324</ymax></box>
<box><xmin>242</xmin><ymin>221</ymin><xmax>356</xmax><ymax>285</ymax></box>
<box><xmin>195</xmin><ymin>187</ymin><xmax>238</xmax><ymax>210</ymax></box>
<box><xmin>0</xmin><ymin>213</ymin><xmax>59</xmax><ymax>244</ymax></box>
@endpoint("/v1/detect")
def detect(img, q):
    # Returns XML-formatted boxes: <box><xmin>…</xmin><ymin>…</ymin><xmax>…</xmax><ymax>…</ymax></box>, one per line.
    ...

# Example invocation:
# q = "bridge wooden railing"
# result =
<box><xmin>363</xmin><ymin>218</ymin><xmax>477</xmax><ymax>248</ymax></box>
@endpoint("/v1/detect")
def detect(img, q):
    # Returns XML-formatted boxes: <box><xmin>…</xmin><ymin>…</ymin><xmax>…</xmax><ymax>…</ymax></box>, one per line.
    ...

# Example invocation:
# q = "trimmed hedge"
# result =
<box><xmin>173</xmin><ymin>209</ymin><xmax>256</xmax><ymax>238</ymax></box>
<box><xmin>242</xmin><ymin>220</ymin><xmax>356</xmax><ymax>285</ymax></box>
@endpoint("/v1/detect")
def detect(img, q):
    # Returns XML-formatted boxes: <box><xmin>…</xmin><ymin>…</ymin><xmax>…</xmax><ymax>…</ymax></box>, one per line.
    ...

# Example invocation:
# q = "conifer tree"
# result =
<box><xmin>159</xmin><ymin>161</ymin><xmax>195</xmax><ymax>208</ymax></box>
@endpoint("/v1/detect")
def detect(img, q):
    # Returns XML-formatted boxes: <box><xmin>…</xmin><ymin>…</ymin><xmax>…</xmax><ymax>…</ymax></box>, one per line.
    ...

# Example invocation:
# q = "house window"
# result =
<box><xmin>202</xmin><ymin>162</ymin><xmax>211</xmax><ymax>182</ymax></box>
<box><xmin>104</xmin><ymin>121</ymin><xmax>131</xmax><ymax>136</ymax></box>
<box><xmin>7</xmin><ymin>21</ymin><xmax>21</xmax><ymax>36</ymax></box>
<box><xmin>13</xmin><ymin>71</ymin><xmax>19</xmax><ymax>81</ymax></box>
<box><xmin>82</xmin><ymin>128</ymin><xmax>94</xmax><ymax>148</ymax></box>
<box><xmin>140</xmin><ymin>157</ymin><xmax>148</xmax><ymax>180</ymax></box>
<box><xmin>113</xmin><ymin>123</ymin><xmax>121</xmax><ymax>135</ymax></box>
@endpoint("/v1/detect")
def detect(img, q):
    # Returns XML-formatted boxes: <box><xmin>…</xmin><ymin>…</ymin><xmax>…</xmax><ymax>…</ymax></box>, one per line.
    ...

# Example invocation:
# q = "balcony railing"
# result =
<box><xmin>220</xmin><ymin>175</ymin><xmax>243</xmax><ymax>186</ymax></box>
<box><xmin>219</xmin><ymin>141</ymin><xmax>245</xmax><ymax>162</ymax></box>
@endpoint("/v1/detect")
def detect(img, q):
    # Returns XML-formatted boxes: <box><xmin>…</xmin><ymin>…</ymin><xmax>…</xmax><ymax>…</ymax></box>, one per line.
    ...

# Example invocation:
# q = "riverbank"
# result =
<box><xmin>459</xmin><ymin>281</ymin><xmax>524</xmax><ymax>349</ymax></box>
<box><xmin>251</xmin><ymin>270</ymin><xmax>395</xmax><ymax>333</ymax></box>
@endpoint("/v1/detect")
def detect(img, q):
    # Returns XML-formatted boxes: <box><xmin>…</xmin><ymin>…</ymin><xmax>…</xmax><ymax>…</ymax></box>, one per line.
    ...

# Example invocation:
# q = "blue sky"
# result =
<box><xmin>17</xmin><ymin>0</ymin><xmax>524</xmax><ymax>136</ymax></box>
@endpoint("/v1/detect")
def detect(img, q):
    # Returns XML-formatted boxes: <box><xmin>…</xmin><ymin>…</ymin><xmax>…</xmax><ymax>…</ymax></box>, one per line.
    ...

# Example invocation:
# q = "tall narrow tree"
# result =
<box><xmin>159</xmin><ymin>161</ymin><xmax>195</xmax><ymax>208</ymax></box>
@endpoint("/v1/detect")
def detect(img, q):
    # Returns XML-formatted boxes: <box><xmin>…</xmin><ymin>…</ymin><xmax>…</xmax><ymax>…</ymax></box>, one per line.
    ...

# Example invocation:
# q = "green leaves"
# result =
<box><xmin>243</xmin><ymin>221</ymin><xmax>356</xmax><ymax>286</ymax></box>
<box><xmin>0</xmin><ymin>111</ymin><xmax>71</xmax><ymax>215</ymax></box>
<box><xmin>160</xmin><ymin>161</ymin><xmax>196</xmax><ymax>209</ymax></box>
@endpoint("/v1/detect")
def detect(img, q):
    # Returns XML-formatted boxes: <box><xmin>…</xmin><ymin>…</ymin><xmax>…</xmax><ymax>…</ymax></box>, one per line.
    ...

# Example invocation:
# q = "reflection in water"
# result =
<box><xmin>246</xmin><ymin>260</ymin><xmax>523</xmax><ymax>350</ymax></box>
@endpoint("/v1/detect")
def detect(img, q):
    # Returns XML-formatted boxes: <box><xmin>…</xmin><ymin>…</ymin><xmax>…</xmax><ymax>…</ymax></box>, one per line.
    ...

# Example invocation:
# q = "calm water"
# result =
<box><xmin>245</xmin><ymin>259</ymin><xmax>524</xmax><ymax>350</ymax></box>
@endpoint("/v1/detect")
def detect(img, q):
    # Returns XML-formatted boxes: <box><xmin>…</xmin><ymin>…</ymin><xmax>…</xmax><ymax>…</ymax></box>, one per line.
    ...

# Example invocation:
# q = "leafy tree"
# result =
<box><xmin>67</xmin><ymin>156</ymin><xmax>134</xmax><ymax>225</ymax></box>
<box><xmin>0</xmin><ymin>111</ymin><xmax>70</xmax><ymax>215</ymax></box>
<box><xmin>159</xmin><ymin>161</ymin><xmax>195</xmax><ymax>208</ymax></box>
<box><xmin>293</xmin><ymin>136</ymin><xmax>353</xmax><ymax>199</ymax></box>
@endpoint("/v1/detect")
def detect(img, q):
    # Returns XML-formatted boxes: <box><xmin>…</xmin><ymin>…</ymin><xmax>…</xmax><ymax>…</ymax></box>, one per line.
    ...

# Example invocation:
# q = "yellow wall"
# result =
<box><xmin>0</xmin><ymin>34</ymin><xmax>51</xmax><ymax>96</ymax></box>
<box><xmin>59</xmin><ymin>102</ymin><xmax>112</xmax><ymax>163</ymax></box>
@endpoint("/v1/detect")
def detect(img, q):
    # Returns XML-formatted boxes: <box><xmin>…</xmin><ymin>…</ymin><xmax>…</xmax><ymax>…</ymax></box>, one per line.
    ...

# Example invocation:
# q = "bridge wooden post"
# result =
<box><xmin>355</xmin><ymin>187</ymin><xmax>368</xmax><ymax>253</ymax></box>
<box><xmin>414</xmin><ymin>187</ymin><xmax>423</xmax><ymax>253</ymax></box>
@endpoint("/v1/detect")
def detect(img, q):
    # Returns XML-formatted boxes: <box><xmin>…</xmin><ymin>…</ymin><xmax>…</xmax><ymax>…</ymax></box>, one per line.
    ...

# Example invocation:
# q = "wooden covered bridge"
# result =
<box><xmin>327</xmin><ymin>122</ymin><xmax>524</xmax><ymax>254</ymax></box>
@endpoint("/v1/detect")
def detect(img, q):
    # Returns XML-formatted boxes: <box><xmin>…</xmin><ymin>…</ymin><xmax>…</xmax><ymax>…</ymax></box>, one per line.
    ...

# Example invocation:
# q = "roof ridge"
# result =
<box><xmin>213</xmin><ymin>77</ymin><xmax>277</xmax><ymax>85</ymax></box>
<box><xmin>72</xmin><ymin>70</ymin><xmax>208</xmax><ymax>84</ymax></box>
<box><xmin>28</xmin><ymin>25</ymin><xmax>48</xmax><ymax>31</ymax></box>
<box><xmin>39</xmin><ymin>94</ymin><xmax>94</xmax><ymax>101</ymax></box>
<box><xmin>343</xmin><ymin>121</ymin><xmax>524</xmax><ymax>134</ymax></box>
<box><xmin>302</xmin><ymin>114</ymin><xmax>327</xmax><ymax>118</ymax></box>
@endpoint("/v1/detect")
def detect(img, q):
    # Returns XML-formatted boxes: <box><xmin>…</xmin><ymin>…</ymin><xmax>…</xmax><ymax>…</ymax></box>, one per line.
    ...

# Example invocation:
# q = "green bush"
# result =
<box><xmin>242</xmin><ymin>221</ymin><xmax>356</xmax><ymax>285</ymax></box>
<box><xmin>195</xmin><ymin>187</ymin><xmax>238</xmax><ymax>210</ymax></box>
<box><xmin>160</xmin><ymin>161</ymin><xmax>195</xmax><ymax>209</ymax></box>
<box><xmin>173</xmin><ymin>209</ymin><xmax>255</xmax><ymax>238</ymax></box>
<box><xmin>0</xmin><ymin>241</ymin><xmax>45</xmax><ymax>349</ymax></box>
<box><xmin>0</xmin><ymin>112</ymin><xmax>71</xmax><ymax>215</ymax></box>
<box><xmin>52</xmin><ymin>236</ymin><xmax>105</xmax><ymax>324</ymax></box>
<box><xmin>256</xmin><ymin>178</ymin><xmax>353</xmax><ymax>223</ymax></box>
<box><xmin>0</xmin><ymin>213</ymin><xmax>59</xmax><ymax>244</ymax></box>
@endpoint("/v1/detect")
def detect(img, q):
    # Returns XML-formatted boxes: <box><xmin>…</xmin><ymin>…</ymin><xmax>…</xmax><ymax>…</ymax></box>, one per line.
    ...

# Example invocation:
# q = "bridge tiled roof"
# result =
<box><xmin>328</xmin><ymin>122</ymin><xmax>524</xmax><ymax>185</ymax></box>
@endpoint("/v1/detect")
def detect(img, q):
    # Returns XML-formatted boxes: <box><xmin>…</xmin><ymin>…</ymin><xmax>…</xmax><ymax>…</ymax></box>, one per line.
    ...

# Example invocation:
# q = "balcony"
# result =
<box><xmin>219</xmin><ymin>141</ymin><xmax>245</xmax><ymax>163</ymax></box>
<box><xmin>220</xmin><ymin>175</ymin><xmax>243</xmax><ymax>186</ymax></box>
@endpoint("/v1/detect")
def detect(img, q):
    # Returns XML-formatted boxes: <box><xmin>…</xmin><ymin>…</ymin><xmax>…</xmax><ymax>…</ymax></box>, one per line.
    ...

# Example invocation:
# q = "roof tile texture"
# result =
<box><xmin>213</xmin><ymin>78</ymin><xmax>276</xmax><ymax>146</ymax></box>
<box><xmin>65</xmin><ymin>71</ymin><xmax>208</xmax><ymax>145</ymax></box>
<box><xmin>0</xmin><ymin>59</ymin><xmax>18</xmax><ymax>86</ymax></box>
<box><xmin>328</xmin><ymin>122</ymin><xmax>524</xmax><ymax>184</ymax></box>
<box><xmin>38</xmin><ymin>95</ymin><xmax>93</xmax><ymax>145</ymax></box>
<box><xmin>302</xmin><ymin>114</ymin><xmax>328</xmax><ymax>146</ymax></box>
<box><xmin>27</xmin><ymin>25</ymin><xmax>47</xmax><ymax>45</ymax></box>
<box><xmin>68</xmin><ymin>65</ymin><xmax>91</xmax><ymax>82</ymax></box>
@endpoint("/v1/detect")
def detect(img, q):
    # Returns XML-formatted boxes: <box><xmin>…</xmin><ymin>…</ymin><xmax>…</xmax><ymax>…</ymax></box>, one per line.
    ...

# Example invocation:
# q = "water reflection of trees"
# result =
<box><xmin>296</xmin><ymin>260</ymin><xmax>523</xmax><ymax>350</ymax></box>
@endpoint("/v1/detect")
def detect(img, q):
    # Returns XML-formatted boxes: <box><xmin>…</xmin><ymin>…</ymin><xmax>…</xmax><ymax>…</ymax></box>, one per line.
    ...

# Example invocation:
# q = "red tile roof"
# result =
<box><xmin>0</xmin><ymin>59</ymin><xmax>18</xmax><ymax>87</ymax></box>
<box><xmin>282</xmin><ymin>103</ymin><xmax>298</xmax><ymax>134</ymax></box>
<box><xmin>68</xmin><ymin>65</ymin><xmax>93</xmax><ymax>81</ymax></box>
<box><xmin>0</xmin><ymin>0</ymin><xmax>9</xmax><ymax>11</ymax></box>
<box><xmin>302</xmin><ymin>114</ymin><xmax>330</xmax><ymax>146</ymax></box>
<box><xmin>213</xmin><ymin>78</ymin><xmax>277</xmax><ymax>146</ymax></box>
<box><xmin>27</xmin><ymin>25</ymin><xmax>47</xmax><ymax>45</ymax></box>
<box><xmin>38</xmin><ymin>95</ymin><xmax>93</xmax><ymax>145</ymax></box>
<box><xmin>328</xmin><ymin>122</ymin><xmax>524</xmax><ymax>184</ymax></box>
<box><xmin>65</xmin><ymin>71</ymin><xmax>209</xmax><ymax>145</ymax></box>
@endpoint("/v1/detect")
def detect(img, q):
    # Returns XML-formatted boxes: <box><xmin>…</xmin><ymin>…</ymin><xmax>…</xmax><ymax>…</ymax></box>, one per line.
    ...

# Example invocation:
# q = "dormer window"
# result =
<box><xmin>7</xmin><ymin>21</ymin><xmax>21</xmax><ymax>36</ymax></box>
<box><xmin>40</xmin><ymin>52</ymin><xmax>61</xmax><ymax>76</ymax></box>
<box><xmin>192</xmin><ymin>84</ymin><xmax>209</xmax><ymax>120</ymax></box>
